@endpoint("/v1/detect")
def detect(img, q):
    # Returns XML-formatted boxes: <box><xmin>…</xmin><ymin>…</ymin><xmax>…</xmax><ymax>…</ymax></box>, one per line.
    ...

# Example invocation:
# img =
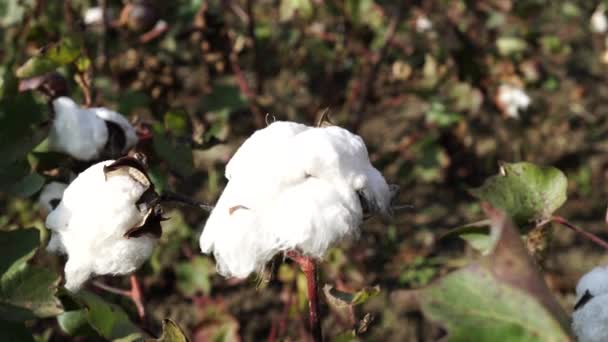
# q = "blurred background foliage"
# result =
<box><xmin>2</xmin><ymin>0</ymin><xmax>608</xmax><ymax>340</ymax></box>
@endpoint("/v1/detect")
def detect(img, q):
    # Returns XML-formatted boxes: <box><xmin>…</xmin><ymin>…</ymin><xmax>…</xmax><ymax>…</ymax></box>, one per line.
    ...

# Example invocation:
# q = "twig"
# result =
<box><xmin>160</xmin><ymin>190</ymin><xmax>214</xmax><ymax>211</ymax></box>
<box><xmin>245</xmin><ymin>0</ymin><xmax>263</xmax><ymax>94</ymax></box>
<box><xmin>287</xmin><ymin>251</ymin><xmax>323</xmax><ymax>342</ymax></box>
<box><xmin>228</xmin><ymin>40</ymin><xmax>265</xmax><ymax>128</ymax></box>
<box><xmin>268</xmin><ymin>278</ymin><xmax>296</xmax><ymax>342</ymax></box>
<box><xmin>551</xmin><ymin>216</ymin><xmax>608</xmax><ymax>250</ymax></box>
<box><xmin>91</xmin><ymin>274</ymin><xmax>146</xmax><ymax>321</ymax></box>
<box><xmin>351</xmin><ymin>3</ymin><xmax>405</xmax><ymax>132</ymax></box>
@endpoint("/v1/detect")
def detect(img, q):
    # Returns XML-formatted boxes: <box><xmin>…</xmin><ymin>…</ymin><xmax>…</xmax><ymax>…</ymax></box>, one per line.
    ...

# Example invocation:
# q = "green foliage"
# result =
<box><xmin>152</xmin><ymin>123</ymin><xmax>194</xmax><ymax>178</ymax></box>
<box><xmin>0</xmin><ymin>229</ymin><xmax>62</xmax><ymax>341</ymax></box>
<box><xmin>16</xmin><ymin>35</ymin><xmax>82</xmax><ymax>78</ymax></box>
<box><xmin>175</xmin><ymin>256</ymin><xmax>214</xmax><ymax>296</ymax></box>
<box><xmin>57</xmin><ymin>291</ymin><xmax>143</xmax><ymax>340</ymax></box>
<box><xmin>0</xmin><ymin>229</ymin><xmax>62</xmax><ymax>322</ymax></box>
<box><xmin>470</xmin><ymin>162</ymin><xmax>567</xmax><ymax>226</ymax></box>
<box><xmin>419</xmin><ymin>208</ymin><xmax>571</xmax><ymax>342</ymax></box>
<box><xmin>323</xmin><ymin>285</ymin><xmax>380</xmax><ymax>307</ymax></box>
<box><xmin>152</xmin><ymin>319</ymin><xmax>189</xmax><ymax>342</ymax></box>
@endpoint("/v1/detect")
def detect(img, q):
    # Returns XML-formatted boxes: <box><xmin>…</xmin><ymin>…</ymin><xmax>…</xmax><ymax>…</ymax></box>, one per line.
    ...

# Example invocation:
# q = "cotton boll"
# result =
<box><xmin>46</xmin><ymin>156</ymin><xmax>162</xmax><ymax>291</ymax></box>
<box><xmin>497</xmin><ymin>84</ymin><xmax>531</xmax><ymax>119</ymax></box>
<box><xmin>49</xmin><ymin>97</ymin><xmax>108</xmax><ymax>161</ymax></box>
<box><xmin>92</xmin><ymin>107</ymin><xmax>138</xmax><ymax>154</ymax></box>
<box><xmin>572</xmin><ymin>266</ymin><xmax>608</xmax><ymax>342</ymax></box>
<box><xmin>591</xmin><ymin>5</ymin><xmax>608</xmax><ymax>34</ymax></box>
<box><xmin>200</xmin><ymin>121</ymin><xmax>392</xmax><ymax>278</ymax></box>
<box><xmin>38</xmin><ymin>182</ymin><xmax>68</xmax><ymax>212</ymax></box>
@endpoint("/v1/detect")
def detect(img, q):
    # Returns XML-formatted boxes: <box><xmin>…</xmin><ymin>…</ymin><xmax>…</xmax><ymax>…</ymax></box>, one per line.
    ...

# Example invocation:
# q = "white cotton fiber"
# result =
<box><xmin>49</xmin><ymin>97</ymin><xmax>138</xmax><ymax>160</ymax></box>
<box><xmin>49</xmin><ymin>97</ymin><xmax>109</xmax><ymax>161</ymax></box>
<box><xmin>38</xmin><ymin>182</ymin><xmax>68</xmax><ymax>212</ymax></box>
<box><xmin>92</xmin><ymin>107</ymin><xmax>138</xmax><ymax>154</ymax></box>
<box><xmin>45</xmin><ymin>161</ymin><xmax>158</xmax><ymax>291</ymax></box>
<box><xmin>199</xmin><ymin>121</ymin><xmax>392</xmax><ymax>278</ymax></box>
<box><xmin>572</xmin><ymin>266</ymin><xmax>608</xmax><ymax>342</ymax></box>
<box><xmin>497</xmin><ymin>84</ymin><xmax>531</xmax><ymax>119</ymax></box>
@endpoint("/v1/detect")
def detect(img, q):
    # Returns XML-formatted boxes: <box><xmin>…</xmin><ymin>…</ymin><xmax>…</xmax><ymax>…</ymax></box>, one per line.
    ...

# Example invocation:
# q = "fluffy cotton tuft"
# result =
<box><xmin>497</xmin><ymin>84</ymin><xmax>531</xmax><ymax>119</ymax></box>
<box><xmin>49</xmin><ymin>97</ymin><xmax>137</xmax><ymax>161</ymax></box>
<box><xmin>45</xmin><ymin>160</ymin><xmax>158</xmax><ymax>291</ymax></box>
<box><xmin>38</xmin><ymin>182</ymin><xmax>68</xmax><ymax>212</ymax></box>
<box><xmin>591</xmin><ymin>5</ymin><xmax>608</xmax><ymax>34</ymax></box>
<box><xmin>199</xmin><ymin>121</ymin><xmax>392</xmax><ymax>278</ymax></box>
<box><xmin>572</xmin><ymin>266</ymin><xmax>608</xmax><ymax>342</ymax></box>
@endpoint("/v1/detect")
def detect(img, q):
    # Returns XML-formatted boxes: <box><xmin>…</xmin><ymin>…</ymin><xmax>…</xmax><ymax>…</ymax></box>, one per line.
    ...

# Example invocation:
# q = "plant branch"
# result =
<box><xmin>551</xmin><ymin>215</ymin><xmax>608</xmax><ymax>250</ymax></box>
<box><xmin>91</xmin><ymin>274</ymin><xmax>146</xmax><ymax>321</ymax></box>
<box><xmin>159</xmin><ymin>190</ymin><xmax>214</xmax><ymax>211</ymax></box>
<box><xmin>351</xmin><ymin>3</ymin><xmax>405</xmax><ymax>132</ymax></box>
<box><xmin>287</xmin><ymin>251</ymin><xmax>323</xmax><ymax>342</ymax></box>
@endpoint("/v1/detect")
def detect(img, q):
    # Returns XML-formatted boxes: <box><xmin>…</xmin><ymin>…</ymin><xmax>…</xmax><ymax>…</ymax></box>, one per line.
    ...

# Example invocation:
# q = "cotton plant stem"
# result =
<box><xmin>551</xmin><ymin>215</ymin><xmax>608</xmax><ymax>250</ymax></box>
<box><xmin>287</xmin><ymin>251</ymin><xmax>323</xmax><ymax>342</ymax></box>
<box><xmin>159</xmin><ymin>190</ymin><xmax>214</xmax><ymax>211</ymax></box>
<box><xmin>91</xmin><ymin>275</ymin><xmax>146</xmax><ymax>321</ymax></box>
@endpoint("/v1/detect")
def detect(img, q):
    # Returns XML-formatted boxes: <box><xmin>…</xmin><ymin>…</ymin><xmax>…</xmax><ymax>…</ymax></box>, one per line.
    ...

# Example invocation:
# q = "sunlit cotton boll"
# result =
<box><xmin>199</xmin><ymin>121</ymin><xmax>392</xmax><ymax>278</ymax></box>
<box><xmin>572</xmin><ymin>266</ymin><xmax>608</xmax><ymax>342</ymax></box>
<box><xmin>38</xmin><ymin>181</ymin><xmax>68</xmax><ymax>212</ymax></box>
<box><xmin>45</xmin><ymin>156</ymin><xmax>163</xmax><ymax>291</ymax></box>
<box><xmin>591</xmin><ymin>5</ymin><xmax>608</xmax><ymax>34</ymax></box>
<box><xmin>49</xmin><ymin>97</ymin><xmax>137</xmax><ymax>161</ymax></box>
<box><xmin>497</xmin><ymin>84</ymin><xmax>531</xmax><ymax>119</ymax></box>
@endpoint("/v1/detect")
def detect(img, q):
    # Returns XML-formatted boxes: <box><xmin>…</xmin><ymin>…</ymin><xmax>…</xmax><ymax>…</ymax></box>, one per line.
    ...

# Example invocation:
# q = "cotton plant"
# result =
<box><xmin>573</xmin><ymin>266</ymin><xmax>608</xmax><ymax>342</ymax></box>
<box><xmin>45</xmin><ymin>153</ymin><xmax>165</xmax><ymax>318</ymax></box>
<box><xmin>199</xmin><ymin>116</ymin><xmax>397</xmax><ymax>340</ymax></box>
<box><xmin>20</xmin><ymin>72</ymin><xmax>138</xmax><ymax>161</ymax></box>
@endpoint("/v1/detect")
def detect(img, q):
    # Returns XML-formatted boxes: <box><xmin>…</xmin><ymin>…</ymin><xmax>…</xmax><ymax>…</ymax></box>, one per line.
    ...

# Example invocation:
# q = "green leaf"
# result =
<box><xmin>175</xmin><ymin>256</ymin><xmax>214</xmax><ymax>296</ymax></box>
<box><xmin>57</xmin><ymin>309</ymin><xmax>99</xmax><ymax>337</ymax></box>
<box><xmin>419</xmin><ymin>266</ymin><xmax>569</xmax><ymax>341</ymax></box>
<box><xmin>470</xmin><ymin>162</ymin><xmax>567</xmax><ymax>225</ymax></box>
<box><xmin>74</xmin><ymin>291</ymin><xmax>143</xmax><ymax>340</ymax></box>
<box><xmin>496</xmin><ymin>37</ymin><xmax>527</xmax><ymax>57</ymax></box>
<box><xmin>323</xmin><ymin>285</ymin><xmax>380</xmax><ymax>308</ymax></box>
<box><xmin>201</xmin><ymin>82</ymin><xmax>246</xmax><ymax>113</ymax></box>
<box><xmin>5</xmin><ymin>172</ymin><xmax>45</xmax><ymax>197</ymax></box>
<box><xmin>16</xmin><ymin>35</ymin><xmax>82</xmax><ymax>78</ymax></box>
<box><xmin>0</xmin><ymin>265</ymin><xmax>63</xmax><ymax>322</ymax></box>
<box><xmin>152</xmin><ymin>123</ymin><xmax>194</xmax><ymax>177</ymax></box>
<box><xmin>151</xmin><ymin>319</ymin><xmax>189</xmax><ymax>342</ymax></box>
<box><xmin>164</xmin><ymin>109</ymin><xmax>190</xmax><ymax>137</ymax></box>
<box><xmin>0</xmin><ymin>320</ymin><xmax>34</xmax><ymax>342</ymax></box>
<box><xmin>279</xmin><ymin>0</ymin><xmax>313</xmax><ymax>21</ymax></box>
<box><xmin>0</xmin><ymin>228</ymin><xmax>39</xmax><ymax>275</ymax></box>
<box><xmin>418</xmin><ymin>207</ymin><xmax>571</xmax><ymax>341</ymax></box>
<box><xmin>0</xmin><ymin>92</ymin><xmax>49</xmax><ymax>169</ymax></box>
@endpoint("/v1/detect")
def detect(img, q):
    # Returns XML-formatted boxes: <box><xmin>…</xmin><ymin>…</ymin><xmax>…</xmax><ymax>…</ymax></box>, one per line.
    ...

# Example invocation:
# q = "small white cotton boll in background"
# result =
<box><xmin>572</xmin><ymin>266</ymin><xmax>608</xmax><ymax>342</ymax></box>
<box><xmin>496</xmin><ymin>84</ymin><xmax>531</xmax><ymax>119</ymax></box>
<box><xmin>200</xmin><ymin>121</ymin><xmax>392</xmax><ymax>278</ymax></box>
<box><xmin>38</xmin><ymin>182</ymin><xmax>68</xmax><ymax>212</ymax></box>
<box><xmin>49</xmin><ymin>97</ymin><xmax>139</xmax><ymax>161</ymax></box>
<box><xmin>591</xmin><ymin>5</ymin><xmax>608</xmax><ymax>34</ymax></box>
<box><xmin>49</xmin><ymin>97</ymin><xmax>108</xmax><ymax>161</ymax></box>
<box><xmin>84</xmin><ymin>7</ymin><xmax>104</xmax><ymax>25</ymax></box>
<box><xmin>415</xmin><ymin>15</ymin><xmax>433</xmax><ymax>33</ymax></box>
<box><xmin>46</xmin><ymin>156</ymin><xmax>162</xmax><ymax>291</ymax></box>
<box><xmin>92</xmin><ymin>107</ymin><xmax>138</xmax><ymax>154</ymax></box>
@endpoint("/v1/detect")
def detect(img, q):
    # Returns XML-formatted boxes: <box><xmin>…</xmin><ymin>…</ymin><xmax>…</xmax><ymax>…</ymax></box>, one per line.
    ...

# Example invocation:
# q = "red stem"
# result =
<box><xmin>288</xmin><ymin>252</ymin><xmax>323</xmax><ymax>342</ymax></box>
<box><xmin>129</xmin><ymin>274</ymin><xmax>146</xmax><ymax>321</ymax></box>
<box><xmin>552</xmin><ymin>215</ymin><xmax>608</xmax><ymax>250</ymax></box>
<box><xmin>91</xmin><ymin>275</ymin><xmax>146</xmax><ymax>321</ymax></box>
